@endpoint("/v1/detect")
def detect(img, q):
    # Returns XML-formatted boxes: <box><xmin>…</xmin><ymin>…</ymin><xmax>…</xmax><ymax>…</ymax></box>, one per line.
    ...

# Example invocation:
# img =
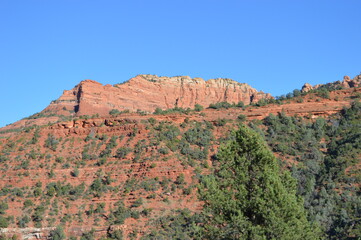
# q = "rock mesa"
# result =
<box><xmin>46</xmin><ymin>75</ymin><xmax>272</xmax><ymax>116</ymax></box>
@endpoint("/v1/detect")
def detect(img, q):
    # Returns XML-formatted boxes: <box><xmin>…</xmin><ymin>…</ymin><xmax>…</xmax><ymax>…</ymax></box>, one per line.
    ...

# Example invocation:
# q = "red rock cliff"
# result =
<box><xmin>47</xmin><ymin>75</ymin><xmax>272</xmax><ymax>116</ymax></box>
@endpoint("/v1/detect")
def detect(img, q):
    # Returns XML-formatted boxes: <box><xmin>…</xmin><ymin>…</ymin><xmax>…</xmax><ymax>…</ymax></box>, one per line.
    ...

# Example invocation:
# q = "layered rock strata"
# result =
<box><xmin>47</xmin><ymin>75</ymin><xmax>271</xmax><ymax>116</ymax></box>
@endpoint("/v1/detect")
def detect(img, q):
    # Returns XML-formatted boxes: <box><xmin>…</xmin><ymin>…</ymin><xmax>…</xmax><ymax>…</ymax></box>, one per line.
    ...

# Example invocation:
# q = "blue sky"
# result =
<box><xmin>1</xmin><ymin>0</ymin><xmax>361</xmax><ymax>127</ymax></box>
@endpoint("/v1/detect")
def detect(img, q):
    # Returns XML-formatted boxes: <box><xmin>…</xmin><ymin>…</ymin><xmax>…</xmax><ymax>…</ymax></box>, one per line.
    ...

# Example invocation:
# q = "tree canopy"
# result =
<box><xmin>199</xmin><ymin>125</ymin><xmax>320</xmax><ymax>239</ymax></box>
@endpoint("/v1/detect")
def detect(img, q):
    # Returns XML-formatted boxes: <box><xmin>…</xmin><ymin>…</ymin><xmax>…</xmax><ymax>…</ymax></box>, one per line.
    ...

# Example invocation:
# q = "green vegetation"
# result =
<box><xmin>115</xmin><ymin>147</ymin><xmax>131</xmax><ymax>159</ymax></box>
<box><xmin>208</xmin><ymin>101</ymin><xmax>244</xmax><ymax>109</ymax></box>
<box><xmin>31</xmin><ymin>128</ymin><xmax>40</xmax><ymax>144</ymax></box>
<box><xmin>0</xmin><ymin>216</ymin><xmax>9</xmax><ymax>228</ymax></box>
<box><xmin>108</xmin><ymin>201</ymin><xmax>136</xmax><ymax>225</ymax></box>
<box><xmin>44</xmin><ymin>134</ymin><xmax>59</xmax><ymax>151</ymax></box>
<box><xmin>99</xmin><ymin>135</ymin><xmax>117</xmax><ymax>157</ymax></box>
<box><xmin>153</xmin><ymin>107</ymin><xmax>192</xmax><ymax>115</ymax></box>
<box><xmin>153</xmin><ymin>104</ymin><xmax>208</xmax><ymax>115</ymax></box>
<box><xmin>142</xmin><ymin>209</ymin><xmax>201</xmax><ymax>239</ymax></box>
<box><xmin>1</xmin><ymin>88</ymin><xmax>361</xmax><ymax>239</ymax></box>
<box><xmin>184</xmin><ymin>124</ymin><xmax>212</xmax><ymax>147</ymax></box>
<box><xmin>194</xmin><ymin>104</ymin><xmax>204</xmax><ymax>112</ymax></box>
<box><xmin>49</xmin><ymin>226</ymin><xmax>66</xmax><ymax>240</ymax></box>
<box><xmin>260</xmin><ymin>102</ymin><xmax>361</xmax><ymax>239</ymax></box>
<box><xmin>108</xmin><ymin>229</ymin><xmax>123</xmax><ymax>240</ymax></box>
<box><xmin>80</xmin><ymin>229</ymin><xmax>95</xmax><ymax>240</ymax></box>
<box><xmin>0</xmin><ymin>201</ymin><xmax>9</xmax><ymax>228</ymax></box>
<box><xmin>199</xmin><ymin>125</ymin><xmax>319</xmax><ymax>239</ymax></box>
<box><xmin>0</xmin><ymin>202</ymin><xmax>8</xmax><ymax>214</ymax></box>
<box><xmin>237</xmin><ymin>114</ymin><xmax>247</xmax><ymax>122</ymax></box>
<box><xmin>109</xmin><ymin>109</ymin><xmax>130</xmax><ymax>116</ymax></box>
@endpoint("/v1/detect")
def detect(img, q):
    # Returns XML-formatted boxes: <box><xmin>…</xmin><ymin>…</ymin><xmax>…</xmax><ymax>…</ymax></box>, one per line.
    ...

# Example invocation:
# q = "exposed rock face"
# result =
<box><xmin>301</xmin><ymin>74</ymin><xmax>361</xmax><ymax>92</ymax></box>
<box><xmin>46</xmin><ymin>75</ymin><xmax>272</xmax><ymax>116</ymax></box>
<box><xmin>301</xmin><ymin>83</ymin><xmax>314</xmax><ymax>93</ymax></box>
<box><xmin>341</xmin><ymin>75</ymin><xmax>360</xmax><ymax>88</ymax></box>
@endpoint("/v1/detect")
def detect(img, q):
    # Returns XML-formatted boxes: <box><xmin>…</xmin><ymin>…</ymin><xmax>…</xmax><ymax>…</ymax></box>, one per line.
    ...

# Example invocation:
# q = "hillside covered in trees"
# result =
<box><xmin>0</xmin><ymin>76</ymin><xmax>360</xmax><ymax>239</ymax></box>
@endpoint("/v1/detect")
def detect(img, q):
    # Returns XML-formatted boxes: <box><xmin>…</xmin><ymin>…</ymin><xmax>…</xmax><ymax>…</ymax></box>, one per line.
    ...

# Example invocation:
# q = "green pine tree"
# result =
<box><xmin>199</xmin><ymin>125</ymin><xmax>321</xmax><ymax>240</ymax></box>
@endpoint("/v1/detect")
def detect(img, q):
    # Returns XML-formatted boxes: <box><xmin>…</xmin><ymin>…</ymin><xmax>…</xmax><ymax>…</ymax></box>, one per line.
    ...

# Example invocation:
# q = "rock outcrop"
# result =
<box><xmin>46</xmin><ymin>75</ymin><xmax>272</xmax><ymax>116</ymax></box>
<box><xmin>301</xmin><ymin>83</ymin><xmax>314</xmax><ymax>93</ymax></box>
<box><xmin>302</xmin><ymin>74</ymin><xmax>361</xmax><ymax>92</ymax></box>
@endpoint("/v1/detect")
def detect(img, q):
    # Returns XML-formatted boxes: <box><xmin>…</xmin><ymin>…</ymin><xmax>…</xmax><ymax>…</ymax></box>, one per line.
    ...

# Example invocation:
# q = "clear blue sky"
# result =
<box><xmin>1</xmin><ymin>0</ymin><xmax>361</xmax><ymax>127</ymax></box>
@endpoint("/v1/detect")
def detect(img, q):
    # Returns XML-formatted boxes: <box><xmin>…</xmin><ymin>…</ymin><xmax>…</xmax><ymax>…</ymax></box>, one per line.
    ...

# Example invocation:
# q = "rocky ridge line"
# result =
<box><xmin>302</xmin><ymin>74</ymin><xmax>361</xmax><ymax>92</ymax></box>
<box><xmin>46</xmin><ymin>75</ymin><xmax>271</xmax><ymax>117</ymax></box>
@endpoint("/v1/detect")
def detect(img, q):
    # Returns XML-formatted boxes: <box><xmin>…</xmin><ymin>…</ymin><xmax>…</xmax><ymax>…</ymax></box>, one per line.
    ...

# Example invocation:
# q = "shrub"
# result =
<box><xmin>154</xmin><ymin>107</ymin><xmax>191</xmax><ymax>115</ymax></box>
<box><xmin>147</xmin><ymin>193</ymin><xmax>156</xmax><ymax>199</ymax></box>
<box><xmin>183</xmin><ymin>187</ymin><xmax>192</xmax><ymax>195</ymax></box>
<box><xmin>71</xmin><ymin>168</ymin><xmax>79</xmax><ymax>177</ymax></box>
<box><xmin>115</xmin><ymin>147</ymin><xmax>132</xmax><ymax>159</ymax></box>
<box><xmin>44</xmin><ymin>134</ymin><xmax>59</xmax><ymax>151</ymax></box>
<box><xmin>131</xmin><ymin>211</ymin><xmax>140</xmax><ymax>219</ymax></box>
<box><xmin>141</xmin><ymin>179</ymin><xmax>159</xmax><ymax>191</ymax></box>
<box><xmin>316</xmin><ymin>89</ymin><xmax>330</xmax><ymax>99</ymax></box>
<box><xmin>175</xmin><ymin>174</ymin><xmax>185</xmax><ymax>185</ymax></box>
<box><xmin>194</xmin><ymin>104</ymin><xmax>204</xmax><ymax>112</ymax></box>
<box><xmin>112</xmin><ymin>202</ymin><xmax>131</xmax><ymax>225</ymax></box>
<box><xmin>49</xmin><ymin>226</ymin><xmax>66</xmax><ymax>240</ymax></box>
<box><xmin>131</xmin><ymin>198</ymin><xmax>143</xmax><ymax>208</ymax></box>
<box><xmin>0</xmin><ymin>155</ymin><xmax>9</xmax><ymax>163</ymax></box>
<box><xmin>109</xmin><ymin>109</ymin><xmax>121</xmax><ymax>116</ymax></box>
<box><xmin>80</xmin><ymin>229</ymin><xmax>95</xmax><ymax>240</ymax></box>
<box><xmin>237</xmin><ymin>114</ymin><xmax>247</xmax><ymax>122</ymax></box>
<box><xmin>158</xmin><ymin>124</ymin><xmax>180</xmax><ymax>142</ymax></box>
<box><xmin>158</xmin><ymin>147</ymin><xmax>169</xmax><ymax>155</ymax></box>
<box><xmin>153</xmin><ymin>107</ymin><xmax>163</xmax><ymax>115</ymax></box>
<box><xmin>208</xmin><ymin>102</ymin><xmax>232</xmax><ymax>109</ymax></box>
<box><xmin>0</xmin><ymin>216</ymin><xmax>8</xmax><ymax>228</ymax></box>
<box><xmin>96</xmin><ymin>158</ymin><xmax>107</xmax><ymax>166</ymax></box>
<box><xmin>214</xmin><ymin>118</ymin><xmax>227</xmax><ymax>126</ymax></box>
<box><xmin>17</xmin><ymin>215</ymin><xmax>30</xmax><ymax>228</ymax></box>
<box><xmin>33</xmin><ymin>188</ymin><xmax>42</xmax><ymax>197</ymax></box>
<box><xmin>236</xmin><ymin>101</ymin><xmax>245</xmax><ymax>108</ymax></box>
<box><xmin>32</xmin><ymin>205</ymin><xmax>45</xmax><ymax>223</ymax></box>
<box><xmin>108</xmin><ymin>229</ymin><xmax>123</xmax><ymax>240</ymax></box>
<box><xmin>255</xmin><ymin>98</ymin><xmax>269</xmax><ymax>107</ymax></box>
<box><xmin>95</xmin><ymin>203</ymin><xmax>105</xmax><ymax>214</ymax></box>
<box><xmin>148</xmin><ymin>117</ymin><xmax>157</xmax><ymax>125</ymax></box>
<box><xmin>84</xmin><ymin>132</ymin><xmax>95</xmax><ymax>142</ymax></box>
<box><xmin>293</xmin><ymin>89</ymin><xmax>301</xmax><ymax>97</ymax></box>
<box><xmin>31</xmin><ymin>128</ymin><xmax>40</xmax><ymax>144</ymax></box>
<box><xmin>23</xmin><ymin>200</ymin><xmax>34</xmax><ymax>208</ymax></box>
<box><xmin>184</xmin><ymin>125</ymin><xmax>212</xmax><ymax>147</ymax></box>
<box><xmin>141</xmin><ymin>208</ymin><xmax>153</xmax><ymax>216</ymax></box>
<box><xmin>90</xmin><ymin>178</ymin><xmax>107</xmax><ymax>197</ymax></box>
<box><xmin>0</xmin><ymin>202</ymin><xmax>8</xmax><ymax>214</ymax></box>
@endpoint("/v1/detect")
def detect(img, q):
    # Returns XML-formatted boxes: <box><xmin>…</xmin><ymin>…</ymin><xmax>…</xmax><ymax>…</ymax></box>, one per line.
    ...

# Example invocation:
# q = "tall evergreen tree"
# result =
<box><xmin>199</xmin><ymin>125</ymin><xmax>320</xmax><ymax>239</ymax></box>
